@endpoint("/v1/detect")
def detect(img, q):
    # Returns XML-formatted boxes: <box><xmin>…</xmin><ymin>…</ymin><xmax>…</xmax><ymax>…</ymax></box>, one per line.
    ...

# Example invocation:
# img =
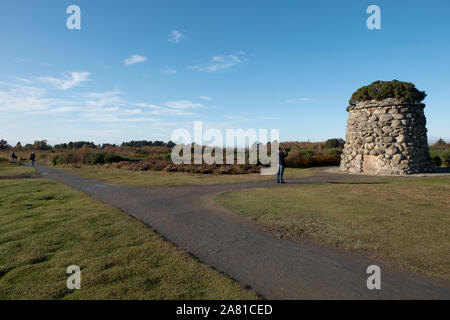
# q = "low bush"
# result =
<box><xmin>429</xmin><ymin>139</ymin><xmax>450</xmax><ymax>168</ymax></box>
<box><xmin>52</xmin><ymin>151</ymin><xmax>132</xmax><ymax>165</ymax></box>
<box><xmin>349</xmin><ymin>80</ymin><xmax>426</xmax><ymax>107</ymax></box>
<box><xmin>326</xmin><ymin>148</ymin><xmax>343</xmax><ymax>156</ymax></box>
<box><xmin>431</xmin><ymin>156</ymin><xmax>442</xmax><ymax>167</ymax></box>
<box><xmin>85</xmin><ymin>152</ymin><xmax>133</xmax><ymax>165</ymax></box>
<box><xmin>442</xmin><ymin>151</ymin><xmax>450</xmax><ymax>167</ymax></box>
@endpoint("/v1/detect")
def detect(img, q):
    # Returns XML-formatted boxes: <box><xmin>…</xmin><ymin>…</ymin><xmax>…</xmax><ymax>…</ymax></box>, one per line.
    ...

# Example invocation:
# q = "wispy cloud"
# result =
<box><xmin>187</xmin><ymin>52</ymin><xmax>247</xmax><ymax>72</ymax></box>
<box><xmin>284</xmin><ymin>98</ymin><xmax>312</xmax><ymax>104</ymax></box>
<box><xmin>16</xmin><ymin>77</ymin><xmax>33</xmax><ymax>84</ymax></box>
<box><xmin>39</xmin><ymin>72</ymin><xmax>90</xmax><ymax>90</ymax></box>
<box><xmin>163</xmin><ymin>67</ymin><xmax>177</xmax><ymax>76</ymax></box>
<box><xmin>0</xmin><ymin>79</ymin><xmax>200</xmax><ymax>130</ymax></box>
<box><xmin>85</xmin><ymin>91</ymin><xmax>126</xmax><ymax>107</ymax></box>
<box><xmin>15</xmin><ymin>58</ymin><xmax>32</xmax><ymax>63</ymax></box>
<box><xmin>0</xmin><ymin>84</ymin><xmax>73</xmax><ymax>113</ymax></box>
<box><xmin>168</xmin><ymin>30</ymin><xmax>185</xmax><ymax>43</ymax></box>
<box><xmin>124</xmin><ymin>54</ymin><xmax>148</xmax><ymax>66</ymax></box>
<box><xmin>164</xmin><ymin>100</ymin><xmax>204</xmax><ymax>109</ymax></box>
<box><xmin>199</xmin><ymin>96</ymin><xmax>213</xmax><ymax>101</ymax></box>
<box><xmin>86</xmin><ymin>116</ymin><xmax>159</xmax><ymax>123</ymax></box>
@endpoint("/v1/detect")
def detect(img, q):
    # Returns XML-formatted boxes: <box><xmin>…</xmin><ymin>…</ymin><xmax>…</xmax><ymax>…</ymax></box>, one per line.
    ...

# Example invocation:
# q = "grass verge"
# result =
<box><xmin>0</xmin><ymin>162</ymin><xmax>37</xmax><ymax>178</ymax></box>
<box><xmin>59</xmin><ymin>166</ymin><xmax>314</xmax><ymax>187</ymax></box>
<box><xmin>215</xmin><ymin>177</ymin><xmax>450</xmax><ymax>280</ymax></box>
<box><xmin>0</xmin><ymin>176</ymin><xmax>258</xmax><ymax>299</ymax></box>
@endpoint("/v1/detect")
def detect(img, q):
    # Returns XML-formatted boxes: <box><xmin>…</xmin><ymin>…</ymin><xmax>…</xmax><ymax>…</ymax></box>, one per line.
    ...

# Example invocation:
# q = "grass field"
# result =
<box><xmin>59</xmin><ymin>166</ymin><xmax>315</xmax><ymax>187</ymax></box>
<box><xmin>216</xmin><ymin>176</ymin><xmax>450</xmax><ymax>280</ymax></box>
<box><xmin>0</xmin><ymin>165</ymin><xmax>258</xmax><ymax>299</ymax></box>
<box><xmin>0</xmin><ymin>162</ymin><xmax>37</xmax><ymax>178</ymax></box>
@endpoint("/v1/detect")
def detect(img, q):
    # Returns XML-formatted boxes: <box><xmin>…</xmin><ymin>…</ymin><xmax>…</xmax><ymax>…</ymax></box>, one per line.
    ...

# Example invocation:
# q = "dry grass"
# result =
<box><xmin>216</xmin><ymin>176</ymin><xmax>450</xmax><ymax>280</ymax></box>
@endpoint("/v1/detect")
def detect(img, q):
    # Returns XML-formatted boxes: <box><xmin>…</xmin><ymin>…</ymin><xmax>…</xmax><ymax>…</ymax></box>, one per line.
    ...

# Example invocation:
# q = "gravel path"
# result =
<box><xmin>33</xmin><ymin>164</ymin><xmax>450</xmax><ymax>299</ymax></box>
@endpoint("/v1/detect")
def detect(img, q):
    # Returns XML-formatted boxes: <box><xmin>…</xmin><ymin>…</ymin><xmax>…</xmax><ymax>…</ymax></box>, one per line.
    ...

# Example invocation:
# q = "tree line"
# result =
<box><xmin>0</xmin><ymin>139</ymin><xmax>176</xmax><ymax>150</ymax></box>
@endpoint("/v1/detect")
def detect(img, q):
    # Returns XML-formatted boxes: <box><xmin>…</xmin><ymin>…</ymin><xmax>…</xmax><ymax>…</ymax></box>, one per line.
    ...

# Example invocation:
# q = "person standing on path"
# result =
<box><xmin>11</xmin><ymin>151</ymin><xmax>17</xmax><ymax>163</ymax></box>
<box><xmin>29</xmin><ymin>152</ymin><xmax>36</xmax><ymax>166</ymax></box>
<box><xmin>277</xmin><ymin>148</ymin><xmax>288</xmax><ymax>183</ymax></box>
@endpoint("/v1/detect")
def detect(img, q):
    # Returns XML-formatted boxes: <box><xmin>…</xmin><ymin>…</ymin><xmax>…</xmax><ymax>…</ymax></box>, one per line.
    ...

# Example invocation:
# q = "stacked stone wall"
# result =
<box><xmin>340</xmin><ymin>98</ymin><xmax>434</xmax><ymax>175</ymax></box>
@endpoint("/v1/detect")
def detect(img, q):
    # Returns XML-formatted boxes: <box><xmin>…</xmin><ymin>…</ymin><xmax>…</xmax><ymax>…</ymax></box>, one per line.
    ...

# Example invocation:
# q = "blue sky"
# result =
<box><xmin>0</xmin><ymin>0</ymin><xmax>449</xmax><ymax>145</ymax></box>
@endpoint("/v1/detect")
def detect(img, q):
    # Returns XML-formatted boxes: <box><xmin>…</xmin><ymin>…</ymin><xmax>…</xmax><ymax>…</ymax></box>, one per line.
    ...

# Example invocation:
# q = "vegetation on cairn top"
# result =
<box><xmin>348</xmin><ymin>80</ymin><xmax>426</xmax><ymax>108</ymax></box>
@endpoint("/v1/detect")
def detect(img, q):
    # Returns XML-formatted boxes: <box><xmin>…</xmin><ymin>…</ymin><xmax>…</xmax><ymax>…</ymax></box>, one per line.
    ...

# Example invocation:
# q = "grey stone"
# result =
<box><xmin>340</xmin><ymin>98</ymin><xmax>434</xmax><ymax>175</ymax></box>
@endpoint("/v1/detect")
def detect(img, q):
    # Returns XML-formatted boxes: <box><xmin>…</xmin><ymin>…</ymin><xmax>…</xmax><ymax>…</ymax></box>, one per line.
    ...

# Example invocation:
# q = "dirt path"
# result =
<box><xmin>32</xmin><ymin>164</ymin><xmax>450</xmax><ymax>299</ymax></box>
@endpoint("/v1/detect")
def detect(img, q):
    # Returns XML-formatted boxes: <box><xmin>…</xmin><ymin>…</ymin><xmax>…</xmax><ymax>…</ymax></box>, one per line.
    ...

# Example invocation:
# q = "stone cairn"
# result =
<box><xmin>340</xmin><ymin>98</ymin><xmax>435</xmax><ymax>175</ymax></box>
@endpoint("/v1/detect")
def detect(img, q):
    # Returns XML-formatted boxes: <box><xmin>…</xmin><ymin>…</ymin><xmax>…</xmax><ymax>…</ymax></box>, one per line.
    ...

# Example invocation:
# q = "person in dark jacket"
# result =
<box><xmin>277</xmin><ymin>148</ymin><xmax>288</xmax><ymax>183</ymax></box>
<box><xmin>11</xmin><ymin>151</ymin><xmax>17</xmax><ymax>163</ymax></box>
<box><xmin>29</xmin><ymin>152</ymin><xmax>36</xmax><ymax>166</ymax></box>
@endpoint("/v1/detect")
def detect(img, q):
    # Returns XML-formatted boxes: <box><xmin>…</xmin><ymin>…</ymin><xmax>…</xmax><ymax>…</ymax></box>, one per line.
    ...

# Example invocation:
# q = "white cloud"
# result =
<box><xmin>168</xmin><ymin>30</ymin><xmax>185</xmax><ymax>43</ymax></box>
<box><xmin>0</xmin><ymin>85</ymin><xmax>72</xmax><ymax>113</ymax></box>
<box><xmin>199</xmin><ymin>96</ymin><xmax>213</xmax><ymax>101</ymax></box>
<box><xmin>39</xmin><ymin>72</ymin><xmax>90</xmax><ymax>90</ymax></box>
<box><xmin>164</xmin><ymin>100</ymin><xmax>204</xmax><ymax>109</ymax></box>
<box><xmin>87</xmin><ymin>91</ymin><xmax>122</xmax><ymax>98</ymax></box>
<box><xmin>124</xmin><ymin>54</ymin><xmax>148</xmax><ymax>66</ymax></box>
<box><xmin>16</xmin><ymin>77</ymin><xmax>33</xmax><ymax>84</ymax></box>
<box><xmin>0</xmin><ymin>79</ymin><xmax>200</xmax><ymax>132</ymax></box>
<box><xmin>30</xmin><ymin>107</ymin><xmax>81</xmax><ymax>115</ymax></box>
<box><xmin>285</xmin><ymin>98</ymin><xmax>312</xmax><ymax>104</ymax></box>
<box><xmin>153</xmin><ymin>121</ymin><xmax>177</xmax><ymax>127</ymax></box>
<box><xmin>188</xmin><ymin>52</ymin><xmax>247</xmax><ymax>72</ymax></box>
<box><xmin>85</xmin><ymin>91</ymin><xmax>126</xmax><ymax>108</ymax></box>
<box><xmin>87</xmin><ymin>116</ymin><xmax>158</xmax><ymax>123</ymax></box>
<box><xmin>163</xmin><ymin>67</ymin><xmax>177</xmax><ymax>76</ymax></box>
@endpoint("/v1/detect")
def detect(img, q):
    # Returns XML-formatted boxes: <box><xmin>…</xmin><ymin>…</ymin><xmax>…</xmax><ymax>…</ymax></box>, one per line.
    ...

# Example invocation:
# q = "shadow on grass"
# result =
<box><xmin>283</xmin><ymin>181</ymin><xmax>389</xmax><ymax>185</ymax></box>
<box><xmin>327</xmin><ymin>181</ymin><xmax>390</xmax><ymax>185</ymax></box>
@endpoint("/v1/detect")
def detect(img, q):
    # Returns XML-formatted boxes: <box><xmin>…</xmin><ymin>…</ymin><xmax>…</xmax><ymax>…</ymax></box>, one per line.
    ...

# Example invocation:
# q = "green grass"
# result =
<box><xmin>216</xmin><ymin>176</ymin><xmax>450</xmax><ymax>280</ymax></box>
<box><xmin>0</xmin><ymin>176</ymin><xmax>258</xmax><ymax>299</ymax></box>
<box><xmin>59</xmin><ymin>166</ymin><xmax>315</xmax><ymax>187</ymax></box>
<box><xmin>0</xmin><ymin>162</ymin><xmax>37</xmax><ymax>178</ymax></box>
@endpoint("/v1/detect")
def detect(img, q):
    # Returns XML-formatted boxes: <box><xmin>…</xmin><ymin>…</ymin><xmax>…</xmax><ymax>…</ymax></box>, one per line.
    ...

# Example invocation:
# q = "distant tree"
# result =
<box><xmin>325</xmin><ymin>138</ymin><xmax>345</xmax><ymax>149</ymax></box>
<box><xmin>53</xmin><ymin>143</ymin><xmax>68</xmax><ymax>149</ymax></box>
<box><xmin>15</xmin><ymin>142</ymin><xmax>22</xmax><ymax>150</ymax></box>
<box><xmin>0</xmin><ymin>139</ymin><xmax>11</xmax><ymax>150</ymax></box>
<box><xmin>101</xmin><ymin>143</ymin><xmax>117</xmax><ymax>149</ymax></box>
<box><xmin>54</xmin><ymin>141</ymin><xmax>97</xmax><ymax>149</ymax></box>
<box><xmin>167</xmin><ymin>141</ymin><xmax>176</xmax><ymax>148</ymax></box>
<box><xmin>435</xmin><ymin>138</ymin><xmax>447</xmax><ymax>146</ymax></box>
<box><xmin>32</xmin><ymin>140</ymin><xmax>52</xmax><ymax>150</ymax></box>
<box><xmin>121</xmin><ymin>140</ymin><xmax>174</xmax><ymax>148</ymax></box>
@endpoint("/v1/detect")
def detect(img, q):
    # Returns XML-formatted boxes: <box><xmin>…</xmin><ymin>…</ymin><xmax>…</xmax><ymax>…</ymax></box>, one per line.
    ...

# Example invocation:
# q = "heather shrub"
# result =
<box><xmin>349</xmin><ymin>80</ymin><xmax>426</xmax><ymax>107</ymax></box>
<box><xmin>52</xmin><ymin>153</ymin><xmax>75</xmax><ymax>165</ymax></box>
<box><xmin>442</xmin><ymin>151</ymin><xmax>450</xmax><ymax>167</ymax></box>
<box><xmin>326</xmin><ymin>148</ymin><xmax>343</xmax><ymax>156</ymax></box>
<box><xmin>84</xmin><ymin>152</ymin><xmax>130</xmax><ymax>165</ymax></box>
<box><xmin>431</xmin><ymin>156</ymin><xmax>442</xmax><ymax>167</ymax></box>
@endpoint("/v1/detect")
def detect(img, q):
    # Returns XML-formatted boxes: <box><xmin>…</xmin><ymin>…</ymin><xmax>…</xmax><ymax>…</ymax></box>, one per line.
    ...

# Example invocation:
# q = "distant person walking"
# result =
<box><xmin>11</xmin><ymin>151</ymin><xmax>17</xmax><ymax>163</ymax></box>
<box><xmin>277</xmin><ymin>148</ymin><xmax>288</xmax><ymax>183</ymax></box>
<box><xmin>29</xmin><ymin>152</ymin><xmax>36</xmax><ymax>166</ymax></box>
